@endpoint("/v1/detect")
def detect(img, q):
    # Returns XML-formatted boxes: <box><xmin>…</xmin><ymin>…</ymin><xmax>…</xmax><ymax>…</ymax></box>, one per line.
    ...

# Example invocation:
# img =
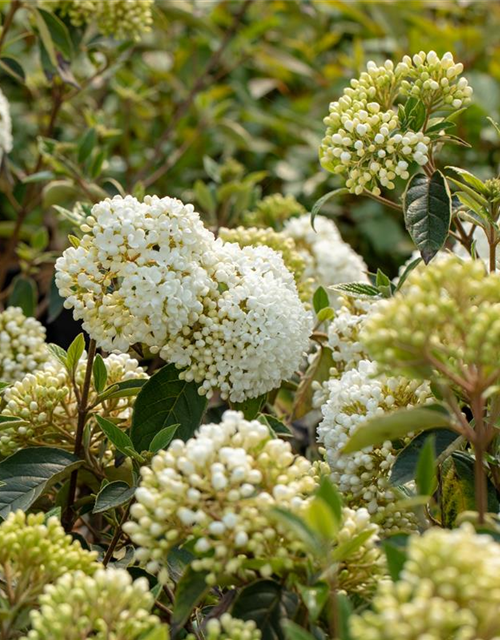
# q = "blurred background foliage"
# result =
<box><xmin>2</xmin><ymin>0</ymin><xmax>500</xmax><ymax>321</ymax></box>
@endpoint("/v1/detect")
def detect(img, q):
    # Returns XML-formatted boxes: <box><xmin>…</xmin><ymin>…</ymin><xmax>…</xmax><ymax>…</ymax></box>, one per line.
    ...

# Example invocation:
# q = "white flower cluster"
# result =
<box><xmin>283</xmin><ymin>215</ymin><xmax>369</xmax><ymax>305</ymax></box>
<box><xmin>350</xmin><ymin>524</ymin><xmax>500</xmax><ymax>640</ymax></box>
<box><xmin>0</xmin><ymin>87</ymin><xmax>12</xmax><ymax>160</ymax></box>
<box><xmin>190</xmin><ymin>614</ymin><xmax>261</xmax><ymax>640</ymax></box>
<box><xmin>163</xmin><ymin>242</ymin><xmax>312</xmax><ymax>402</ymax></box>
<box><xmin>57</xmin><ymin>195</ymin><xmax>311</xmax><ymax>402</ymax></box>
<box><xmin>317</xmin><ymin>360</ymin><xmax>432</xmax><ymax>531</ymax></box>
<box><xmin>24</xmin><ymin>568</ymin><xmax>159</xmax><ymax>640</ymax></box>
<box><xmin>124</xmin><ymin>411</ymin><xmax>317</xmax><ymax>585</ymax></box>
<box><xmin>320</xmin><ymin>51</ymin><xmax>472</xmax><ymax>195</ymax></box>
<box><xmin>0</xmin><ymin>352</ymin><xmax>147</xmax><ymax>456</ymax></box>
<box><xmin>0</xmin><ymin>307</ymin><xmax>48</xmax><ymax>383</ymax></box>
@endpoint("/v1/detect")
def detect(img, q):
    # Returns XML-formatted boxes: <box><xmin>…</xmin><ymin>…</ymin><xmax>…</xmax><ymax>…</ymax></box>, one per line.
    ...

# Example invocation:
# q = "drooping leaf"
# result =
<box><xmin>343</xmin><ymin>407</ymin><xmax>452</xmax><ymax>454</ymax></box>
<box><xmin>232</xmin><ymin>580</ymin><xmax>284</xmax><ymax>640</ymax></box>
<box><xmin>0</xmin><ymin>447</ymin><xmax>82</xmax><ymax>518</ymax></box>
<box><xmin>311</xmin><ymin>188</ymin><xmax>348</xmax><ymax>229</ymax></box>
<box><xmin>93</xmin><ymin>481</ymin><xmax>136</xmax><ymax>514</ymax></box>
<box><xmin>0</xmin><ymin>56</ymin><xmax>25</xmax><ymax>83</ymax></box>
<box><xmin>403</xmin><ymin>170</ymin><xmax>452</xmax><ymax>263</ymax></box>
<box><xmin>130</xmin><ymin>364</ymin><xmax>206</xmax><ymax>453</ymax></box>
<box><xmin>446</xmin><ymin>166</ymin><xmax>488</xmax><ymax>196</ymax></box>
<box><xmin>33</xmin><ymin>8</ymin><xmax>73</xmax><ymax>61</ymax></box>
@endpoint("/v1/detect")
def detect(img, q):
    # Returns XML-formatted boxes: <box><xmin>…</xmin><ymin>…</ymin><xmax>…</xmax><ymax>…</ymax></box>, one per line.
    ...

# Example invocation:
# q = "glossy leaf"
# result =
<box><xmin>93</xmin><ymin>481</ymin><xmax>136</xmax><ymax>514</ymax></box>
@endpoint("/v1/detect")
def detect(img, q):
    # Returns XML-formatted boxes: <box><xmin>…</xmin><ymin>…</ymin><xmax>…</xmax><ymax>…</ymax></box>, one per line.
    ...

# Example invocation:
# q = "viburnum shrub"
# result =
<box><xmin>2</xmin><ymin>0</ymin><xmax>500</xmax><ymax>635</ymax></box>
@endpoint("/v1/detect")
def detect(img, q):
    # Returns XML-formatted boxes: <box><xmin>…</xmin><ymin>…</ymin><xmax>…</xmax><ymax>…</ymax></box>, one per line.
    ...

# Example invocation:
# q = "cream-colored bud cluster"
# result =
<box><xmin>244</xmin><ymin>193</ymin><xmax>307</xmax><ymax>228</ymax></box>
<box><xmin>362</xmin><ymin>255</ymin><xmax>500</xmax><ymax>382</ymax></box>
<box><xmin>283</xmin><ymin>215</ymin><xmax>369</xmax><ymax>307</ymax></box>
<box><xmin>0</xmin><ymin>353</ymin><xmax>147</xmax><ymax>456</ymax></box>
<box><xmin>124</xmin><ymin>411</ymin><xmax>318</xmax><ymax>585</ymax></box>
<box><xmin>218</xmin><ymin>225</ymin><xmax>313</xmax><ymax>304</ymax></box>
<box><xmin>320</xmin><ymin>52</ymin><xmax>472</xmax><ymax>194</ymax></box>
<box><xmin>0</xmin><ymin>87</ymin><xmax>12</xmax><ymax>160</ymax></box>
<box><xmin>350</xmin><ymin>524</ymin><xmax>500</xmax><ymax>640</ymax></box>
<box><xmin>37</xmin><ymin>0</ymin><xmax>154</xmax><ymax>41</ymax></box>
<box><xmin>318</xmin><ymin>360</ymin><xmax>433</xmax><ymax>531</ymax></box>
<box><xmin>0</xmin><ymin>511</ymin><xmax>98</xmax><ymax>606</ymax></box>
<box><xmin>56</xmin><ymin>195</ymin><xmax>311</xmax><ymax>403</ymax></box>
<box><xmin>187</xmin><ymin>614</ymin><xmax>261</xmax><ymax>640</ymax></box>
<box><xmin>0</xmin><ymin>307</ymin><xmax>48</xmax><ymax>383</ymax></box>
<box><xmin>24</xmin><ymin>568</ymin><xmax>159</xmax><ymax>640</ymax></box>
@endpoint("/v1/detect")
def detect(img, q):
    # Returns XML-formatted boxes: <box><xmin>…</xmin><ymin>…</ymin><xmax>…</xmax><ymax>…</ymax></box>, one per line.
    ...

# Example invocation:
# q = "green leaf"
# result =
<box><xmin>305</xmin><ymin>498</ymin><xmax>339</xmax><ymax>539</ymax></box>
<box><xmin>395</xmin><ymin>257</ymin><xmax>422</xmax><ymax>292</ymax></box>
<box><xmin>330</xmin><ymin>282</ymin><xmax>381</xmax><ymax>298</ymax></box>
<box><xmin>313</xmin><ymin>286</ymin><xmax>329</xmax><ymax>314</ymax></box>
<box><xmin>0</xmin><ymin>56</ymin><xmax>25</xmax><ymax>83</ymax></box>
<box><xmin>95</xmin><ymin>415</ymin><xmax>135</xmax><ymax>457</ymax></box>
<box><xmin>315</xmin><ymin>476</ymin><xmax>343</xmax><ymax>529</ymax></box>
<box><xmin>194</xmin><ymin>180</ymin><xmax>216</xmax><ymax>214</ymax></box>
<box><xmin>382</xmin><ymin>535</ymin><xmax>408</xmax><ymax>581</ymax></box>
<box><xmin>149</xmin><ymin>424</ymin><xmax>180</xmax><ymax>453</ymax></box>
<box><xmin>231</xmin><ymin>393</ymin><xmax>267</xmax><ymax>420</ymax></box>
<box><xmin>271</xmin><ymin>508</ymin><xmax>319</xmax><ymax>551</ymax></box>
<box><xmin>316</xmin><ymin>307</ymin><xmax>334</xmax><ymax>322</ymax></box>
<box><xmin>282</xmin><ymin>621</ymin><xmax>316</xmax><ymax>640</ymax></box>
<box><xmin>92</xmin><ymin>354</ymin><xmax>107</xmax><ymax>394</ymax></box>
<box><xmin>8</xmin><ymin>276</ymin><xmax>37</xmax><ymax>317</ymax></box>
<box><xmin>311</xmin><ymin>188</ymin><xmax>348</xmax><ymax>229</ymax></box>
<box><xmin>403</xmin><ymin>170</ymin><xmax>452</xmax><ymax>264</ymax></box>
<box><xmin>32</xmin><ymin>8</ymin><xmax>58</xmax><ymax>67</ymax></box>
<box><xmin>337</xmin><ymin>593</ymin><xmax>353</xmax><ymax>640</ymax></box>
<box><xmin>293</xmin><ymin>346</ymin><xmax>334</xmax><ymax>420</ymax></box>
<box><xmin>0</xmin><ymin>447</ymin><xmax>82</xmax><ymax>518</ymax></box>
<box><xmin>142</xmin><ymin>628</ymin><xmax>170</xmax><ymax>640</ymax></box>
<box><xmin>171</xmin><ymin>567</ymin><xmax>210</xmax><ymax>638</ymax></box>
<box><xmin>446</xmin><ymin>166</ymin><xmax>488</xmax><ymax>196</ymax></box>
<box><xmin>47</xmin><ymin>343</ymin><xmax>68</xmax><ymax>368</ymax></box>
<box><xmin>232</xmin><ymin>580</ymin><xmax>284</xmax><ymax>640</ymax></box>
<box><xmin>130</xmin><ymin>364</ymin><xmax>206</xmax><ymax>453</ymax></box>
<box><xmin>66</xmin><ymin>333</ymin><xmax>85</xmax><ymax>375</ymax></box>
<box><xmin>415</xmin><ymin>434</ymin><xmax>437</xmax><ymax>496</ymax></box>
<box><xmin>98</xmin><ymin>379</ymin><xmax>148</xmax><ymax>402</ymax></box>
<box><xmin>331</xmin><ymin>528</ymin><xmax>376</xmax><ymax>562</ymax></box>
<box><xmin>93</xmin><ymin>481</ymin><xmax>135</xmax><ymax>514</ymax></box>
<box><xmin>78</xmin><ymin>128</ymin><xmax>97</xmax><ymax>165</ymax></box>
<box><xmin>343</xmin><ymin>407</ymin><xmax>452</xmax><ymax>454</ymax></box>
<box><xmin>31</xmin><ymin>227</ymin><xmax>49</xmax><ymax>251</ymax></box>
<box><xmin>258</xmin><ymin>414</ymin><xmax>291</xmax><ymax>437</ymax></box>
<box><xmin>34</xmin><ymin>8</ymin><xmax>73</xmax><ymax>61</ymax></box>
<box><xmin>391</xmin><ymin>429</ymin><xmax>458</xmax><ymax>486</ymax></box>
<box><xmin>297</xmin><ymin>583</ymin><xmax>329</xmax><ymax>623</ymax></box>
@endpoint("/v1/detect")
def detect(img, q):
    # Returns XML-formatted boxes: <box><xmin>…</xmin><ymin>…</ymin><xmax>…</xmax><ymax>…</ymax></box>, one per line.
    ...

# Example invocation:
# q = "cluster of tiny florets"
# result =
<box><xmin>0</xmin><ymin>511</ymin><xmax>98</xmax><ymax>607</ymax></box>
<box><xmin>188</xmin><ymin>614</ymin><xmax>261</xmax><ymax>640</ymax></box>
<box><xmin>350</xmin><ymin>524</ymin><xmax>500</xmax><ymax>640</ymax></box>
<box><xmin>244</xmin><ymin>193</ymin><xmax>307</xmax><ymax>228</ymax></box>
<box><xmin>0</xmin><ymin>87</ymin><xmax>12</xmax><ymax>160</ymax></box>
<box><xmin>362</xmin><ymin>255</ymin><xmax>500</xmax><ymax>382</ymax></box>
<box><xmin>317</xmin><ymin>360</ymin><xmax>432</xmax><ymax>531</ymax></box>
<box><xmin>124</xmin><ymin>411</ymin><xmax>318</xmax><ymax>585</ymax></box>
<box><xmin>0</xmin><ymin>307</ymin><xmax>48</xmax><ymax>383</ymax></box>
<box><xmin>24</xmin><ymin>568</ymin><xmax>159</xmax><ymax>640</ymax></box>
<box><xmin>218</xmin><ymin>225</ymin><xmax>313</xmax><ymax>304</ymax></box>
<box><xmin>38</xmin><ymin>0</ymin><xmax>154</xmax><ymax>41</ymax></box>
<box><xmin>0</xmin><ymin>353</ymin><xmax>147</xmax><ymax>456</ymax></box>
<box><xmin>320</xmin><ymin>51</ymin><xmax>472</xmax><ymax>195</ymax></box>
<box><xmin>283</xmin><ymin>215</ymin><xmax>368</xmax><ymax>306</ymax></box>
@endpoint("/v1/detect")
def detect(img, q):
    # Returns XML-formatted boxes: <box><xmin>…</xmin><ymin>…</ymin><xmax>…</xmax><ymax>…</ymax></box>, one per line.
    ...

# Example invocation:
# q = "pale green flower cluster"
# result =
<box><xmin>0</xmin><ymin>352</ymin><xmax>147</xmax><ymax>456</ymax></box>
<box><xmin>188</xmin><ymin>614</ymin><xmax>261</xmax><ymax>640</ymax></box>
<box><xmin>0</xmin><ymin>511</ymin><xmax>98</xmax><ymax>608</ymax></box>
<box><xmin>320</xmin><ymin>51</ymin><xmax>472</xmax><ymax>195</ymax></box>
<box><xmin>244</xmin><ymin>193</ymin><xmax>306</xmax><ymax>228</ymax></box>
<box><xmin>38</xmin><ymin>0</ymin><xmax>154</xmax><ymax>41</ymax></box>
<box><xmin>350</xmin><ymin>524</ymin><xmax>500</xmax><ymax>640</ymax></box>
<box><xmin>0</xmin><ymin>307</ymin><xmax>48</xmax><ymax>383</ymax></box>
<box><xmin>218</xmin><ymin>225</ymin><xmax>314</xmax><ymax>304</ymax></box>
<box><xmin>362</xmin><ymin>255</ymin><xmax>500</xmax><ymax>382</ymax></box>
<box><xmin>24</xmin><ymin>568</ymin><xmax>159</xmax><ymax>640</ymax></box>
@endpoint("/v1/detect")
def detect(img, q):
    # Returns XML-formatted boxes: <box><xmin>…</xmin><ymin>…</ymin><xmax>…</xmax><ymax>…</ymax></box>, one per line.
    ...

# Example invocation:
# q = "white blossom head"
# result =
<box><xmin>0</xmin><ymin>307</ymin><xmax>48</xmax><ymax>383</ymax></box>
<box><xmin>0</xmin><ymin>87</ymin><xmax>12</xmax><ymax>160</ymax></box>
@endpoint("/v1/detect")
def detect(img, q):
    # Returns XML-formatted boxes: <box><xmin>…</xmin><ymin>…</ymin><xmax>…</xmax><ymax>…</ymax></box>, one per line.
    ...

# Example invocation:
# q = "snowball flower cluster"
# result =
<box><xmin>320</xmin><ymin>51</ymin><xmax>472</xmax><ymax>194</ymax></box>
<box><xmin>38</xmin><ymin>0</ymin><xmax>154</xmax><ymax>41</ymax></box>
<box><xmin>0</xmin><ymin>87</ymin><xmax>12</xmax><ymax>160</ymax></box>
<box><xmin>362</xmin><ymin>255</ymin><xmax>500</xmax><ymax>383</ymax></box>
<box><xmin>124</xmin><ymin>411</ymin><xmax>318</xmax><ymax>585</ymax></box>
<box><xmin>187</xmin><ymin>614</ymin><xmax>261</xmax><ymax>640</ymax></box>
<box><xmin>57</xmin><ymin>195</ymin><xmax>311</xmax><ymax>403</ymax></box>
<box><xmin>218</xmin><ymin>225</ymin><xmax>313</xmax><ymax>304</ymax></box>
<box><xmin>24</xmin><ymin>568</ymin><xmax>158</xmax><ymax>640</ymax></box>
<box><xmin>283</xmin><ymin>215</ymin><xmax>368</xmax><ymax>305</ymax></box>
<box><xmin>244</xmin><ymin>193</ymin><xmax>306</xmax><ymax>228</ymax></box>
<box><xmin>0</xmin><ymin>352</ymin><xmax>147</xmax><ymax>456</ymax></box>
<box><xmin>350</xmin><ymin>524</ymin><xmax>500</xmax><ymax>640</ymax></box>
<box><xmin>0</xmin><ymin>511</ymin><xmax>98</xmax><ymax>607</ymax></box>
<box><xmin>318</xmin><ymin>360</ymin><xmax>432</xmax><ymax>531</ymax></box>
<box><xmin>0</xmin><ymin>307</ymin><xmax>48</xmax><ymax>383</ymax></box>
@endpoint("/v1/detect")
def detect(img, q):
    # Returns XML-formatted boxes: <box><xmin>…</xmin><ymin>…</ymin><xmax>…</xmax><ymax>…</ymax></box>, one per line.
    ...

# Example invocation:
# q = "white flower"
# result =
<box><xmin>0</xmin><ymin>307</ymin><xmax>48</xmax><ymax>383</ymax></box>
<box><xmin>0</xmin><ymin>88</ymin><xmax>12</xmax><ymax>160</ymax></box>
<box><xmin>317</xmin><ymin>360</ymin><xmax>433</xmax><ymax>531</ymax></box>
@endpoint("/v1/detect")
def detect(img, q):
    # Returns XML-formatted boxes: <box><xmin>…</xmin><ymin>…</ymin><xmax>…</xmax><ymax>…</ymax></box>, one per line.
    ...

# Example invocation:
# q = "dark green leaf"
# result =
<box><xmin>96</xmin><ymin>415</ymin><xmax>135</xmax><ymax>456</ymax></box>
<box><xmin>382</xmin><ymin>535</ymin><xmax>409</xmax><ymax>581</ymax></box>
<box><xmin>403</xmin><ymin>170</ymin><xmax>452</xmax><ymax>263</ymax></box>
<box><xmin>8</xmin><ymin>276</ymin><xmax>37</xmax><ymax>317</ymax></box>
<box><xmin>231</xmin><ymin>393</ymin><xmax>267</xmax><ymax>420</ymax></box>
<box><xmin>34</xmin><ymin>8</ymin><xmax>73</xmax><ymax>60</ymax></box>
<box><xmin>130</xmin><ymin>364</ymin><xmax>206</xmax><ymax>453</ymax></box>
<box><xmin>0</xmin><ymin>447</ymin><xmax>82</xmax><ymax>518</ymax></box>
<box><xmin>297</xmin><ymin>583</ymin><xmax>329</xmax><ymax>623</ymax></box>
<box><xmin>93</xmin><ymin>481</ymin><xmax>135</xmax><ymax>514</ymax></box>
<box><xmin>315</xmin><ymin>476</ymin><xmax>343</xmax><ymax>528</ymax></box>
<box><xmin>311</xmin><ymin>188</ymin><xmax>348</xmax><ymax>229</ymax></box>
<box><xmin>343</xmin><ymin>407</ymin><xmax>452</xmax><ymax>454</ymax></box>
<box><xmin>395</xmin><ymin>257</ymin><xmax>422</xmax><ymax>292</ymax></box>
<box><xmin>232</xmin><ymin>580</ymin><xmax>284</xmax><ymax>640</ymax></box>
<box><xmin>171</xmin><ymin>567</ymin><xmax>210</xmax><ymax>637</ymax></box>
<box><xmin>48</xmin><ymin>276</ymin><xmax>65</xmax><ymax>323</ymax></box>
<box><xmin>78</xmin><ymin>128</ymin><xmax>97</xmax><ymax>165</ymax></box>
<box><xmin>258</xmin><ymin>414</ymin><xmax>291</xmax><ymax>436</ymax></box>
<box><xmin>415</xmin><ymin>434</ymin><xmax>437</xmax><ymax>496</ymax></box>
<box><xmin>98</xmin><ymin>379</ymin><xmax>148</xmax><ymax>402</ymax></box>
<box><xmin>313</xmin><ymin>286</ymin><xmax>329</xmax><ymax>314</ymax></box>
<box><xmin>282</xmin><ymin>621</ymin><xmax>316</xmax><ymax>640</ymax></box>
<box><xmin>92</xmin><ymin>354</ymin><xmax>107</xmax><ymax>394</ymax></box>
<box><xmin>0</xmin><ymin>56</ymin><xmax>25</xmax><ymax>83</ymax></box>
<box><xmin>149</xmin><ymin>424</ymin><xmax>180</xmax><ymax>453</ymax></box>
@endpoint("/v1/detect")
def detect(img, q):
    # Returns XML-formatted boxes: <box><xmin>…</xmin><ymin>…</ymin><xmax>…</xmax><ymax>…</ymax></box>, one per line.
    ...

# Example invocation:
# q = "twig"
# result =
<box><xmin>103</xmin><ymin>501</ymin><xmax>132</xmax><ymax>566</ymax></box>
<box><xmin>363</xmin><ymin>190</ymin><xmax>403</xmax><ymax>212</ymax></box>
<box><xmin>0</xmin><ymin>0</ymin><xmax>21</xmax><ymax>52</ymax></box>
